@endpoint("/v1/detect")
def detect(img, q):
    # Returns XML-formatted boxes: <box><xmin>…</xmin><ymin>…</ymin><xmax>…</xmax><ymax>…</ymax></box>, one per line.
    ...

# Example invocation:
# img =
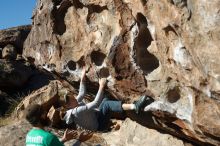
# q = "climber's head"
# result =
<box><xmin>25</xmin><ymin>104</ymin><xmax>48</xmax><ymax>127</ymax></box>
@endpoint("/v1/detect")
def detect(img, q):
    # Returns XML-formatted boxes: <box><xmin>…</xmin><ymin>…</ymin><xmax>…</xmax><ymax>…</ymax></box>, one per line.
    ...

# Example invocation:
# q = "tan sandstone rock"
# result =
<box><xmin>15</xmin><ymin>80</ymin><xmax>61</xmax><ymax>119</ymax></box>
<box><xmin>2</xmin><ymin>44</ymin><xmax>17</xmax><ymax>60</ymax></box>
<box><xmin>102</xmin><ymin>118</ymin><xmax>186</xmax><ymax>146</ymax></box>
<box><xmin>23</xmin><ymin>0</ymin><xmax>220</xmax><ymax>145</ymax></box>
<box><xmin>0</xmin><ymin>25</ymin><xmax>31</xmax><ymax>54</ymax></box>
<box><xmin>47</xmin><ymin>106</ymin><xmax>62</xmax><ymax>127</ymax></box>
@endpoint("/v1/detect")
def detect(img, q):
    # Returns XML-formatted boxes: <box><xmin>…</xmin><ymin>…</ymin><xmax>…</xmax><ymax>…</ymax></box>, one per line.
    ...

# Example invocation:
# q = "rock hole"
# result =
<box><xmin>168</xmin><ymin>0</ymin><xmax>175</xmax><ymax>4</ymax></box>
<box><xmin>39</xmin><ymin>4</ymin><xmax>43</xmax><ymax>10</ymax></box>
<box><xmin>162</xmin><ymin>25</ymin><xmax>178</xmax><ymax>36</ymax></box>
<box><xmin>52</xmin><ymin>0</ymin><xmax>62</xmax><ymax>6</ymax></box>
<box><xmin>67</xmin><ymin>60</ymin><xmax>76</xmax><ymax>71</ymax></box>
<box><xmin>166</xmin><ymin>77</ymin><xmax>172</xmax><ymax>82</ymax></box>
<box><xmin>48</xmin><ymin>64</ymin><xmax>56</xmax><ymax>71</ymax></box>
<box><xmin>115</xmin><ymin>76</ymin><xmax>123</xmax><ymax>81</ymax></box>
<box><xmin>99</xmin><ymin>67</ymin><xmax>110</xmax><ymax>78</ymax></box>
<box><xmin>72</xmin><ymin>0</ymin><xmax>84</xmax><ymax>9</ymax></box>
<box><xmin>170</xmin><ymin>0</ymin><xmax>187</xmax><ymax>7</ymax></box>
<box><xmin>27</xmin><ymin>57</ymin><xmax>35</xmax><ymax>64</ymax></box>
<box><xmin>86</xmin><ymin>4</ymin><xmax>108</xmax><ymax>24</ymax></box>
<box><xmin>53</xmin><ymin>0</ymin><xmax>72</xmax><ymax>35</ymax></box>
<box><xmin>141</xmin><ymin>0</ymin><xmax>147</xmax><ymax>5</ymax></box>
<box><xmin>136</xmin><ymin>13</ymin><xmax>148</xmax><ymax>25</ymax></box>
<box><xmin>134</xmin><ymin>13</ymin><xmax>159</xmax><ymax>74</ymax></box>
<box><xmin>166</xmin><ymin>87</ymin><xmax>181</xmax><ymax>103</ymax></box>
<box><xmin>88</xmin><ymin>4</ymin><xmax>108</xmax><ymax>13</ymax></box>
<box><xmin>91</xmin><ymin>51</ymin><xmax>106</xmax><ymax>66</ymax></box>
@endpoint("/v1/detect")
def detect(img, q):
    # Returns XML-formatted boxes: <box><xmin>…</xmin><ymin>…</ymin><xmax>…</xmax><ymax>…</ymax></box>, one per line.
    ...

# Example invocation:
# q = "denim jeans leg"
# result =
<box><xmin>98</xmin><ymin>100</ymin><xmax>123</xmax><ymax>131</ymax></box>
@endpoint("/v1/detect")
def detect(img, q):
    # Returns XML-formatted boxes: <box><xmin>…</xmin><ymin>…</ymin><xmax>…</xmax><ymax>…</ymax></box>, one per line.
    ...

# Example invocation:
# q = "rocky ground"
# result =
<box><xmin>0</xmin><ymin>0</ymin><xmax>220</xmax><ymax>146</ymax></box>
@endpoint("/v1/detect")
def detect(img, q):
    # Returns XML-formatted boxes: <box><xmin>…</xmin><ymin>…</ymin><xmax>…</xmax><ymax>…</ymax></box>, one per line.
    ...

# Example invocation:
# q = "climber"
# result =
<box><xmin>63</xmin><ymin>67</ymin><xmax>152</xmax><ymax>131</ymax></box>
<box><xmin>25</xmin><ymin>104</ymin><xmax>92</xmax><ymax>146</ymax></box>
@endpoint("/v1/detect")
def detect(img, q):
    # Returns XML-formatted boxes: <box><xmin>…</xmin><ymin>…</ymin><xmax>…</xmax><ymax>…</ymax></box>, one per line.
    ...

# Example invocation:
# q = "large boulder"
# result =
<box><xmin>15</xmin><ymin>80</ymin><xmax>62</xmax><ymax>119</ymax></box>
<box><xmin>0</xmin><ymin>120</ymin><xmax>32</xmax><ymax>146</ymax></box>
<box><xmin>0</xmin><ymin>25</ymin><xmax>31</xmax><ymax>54</ymax></box>
<box><xmin>23</xmin><ymin>0</ymin><xmax>220</xmax><ymax>145</ymax></box>
<box><xmin>102</xmin><ymin>118</ymin><xmax>186</xmax><ymax>146</ymax></box>
<box><xmin>2</xmin><ymin>44</ymin><xmax>17</xmax><ymax>60</ymax></box>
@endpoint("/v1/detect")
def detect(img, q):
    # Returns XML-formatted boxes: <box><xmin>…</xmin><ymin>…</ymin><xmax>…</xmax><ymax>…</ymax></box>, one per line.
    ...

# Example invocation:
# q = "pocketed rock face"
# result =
<box><xmin>23</xmin><ymin>0</ymin><xmax>220</xmax><ymax>145</ymax></box>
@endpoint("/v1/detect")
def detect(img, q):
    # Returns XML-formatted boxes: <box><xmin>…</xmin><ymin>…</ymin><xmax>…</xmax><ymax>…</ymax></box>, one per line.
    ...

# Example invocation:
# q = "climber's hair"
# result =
<box><xmin>25</xmin><ymin>104</ymin><xmax>43</xmax><ymax>126</ymax></box>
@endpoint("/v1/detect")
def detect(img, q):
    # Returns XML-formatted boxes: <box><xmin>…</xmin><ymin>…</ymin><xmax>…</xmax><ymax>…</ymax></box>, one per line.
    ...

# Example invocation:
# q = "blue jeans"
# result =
<box><xmin>97</xmin><ymin>98</ymin><xmax>124</xmax><ymax>131</ymax></box>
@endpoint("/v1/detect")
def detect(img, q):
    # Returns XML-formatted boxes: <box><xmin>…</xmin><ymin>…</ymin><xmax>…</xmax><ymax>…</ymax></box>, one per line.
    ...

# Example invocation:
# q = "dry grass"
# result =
<box><xmin>0</xmin><ymin>116</ymin><xmax>13</xmax><ymax>127</ymax></box>
<box><xmin>0</xmin><ymin>92</ymin><xmax>26</xmax><ymax>127</ymax></box>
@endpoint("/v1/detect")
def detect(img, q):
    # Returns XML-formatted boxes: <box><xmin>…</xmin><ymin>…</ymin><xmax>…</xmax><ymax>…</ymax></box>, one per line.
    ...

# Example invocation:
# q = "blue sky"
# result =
<box><xmin>0</xmin><ymin>0</ymin><xmax>37</xmax><ymax>30</ymax></box>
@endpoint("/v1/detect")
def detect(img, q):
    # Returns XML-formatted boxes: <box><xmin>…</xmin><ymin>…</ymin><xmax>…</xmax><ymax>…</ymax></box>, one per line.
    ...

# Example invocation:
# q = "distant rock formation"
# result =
<box><xmin>0</xmin><ymin>25</ymin><xmax>31</xmax><ymax>54</ymax></box>
<box><xmin>2</xmin><ymin>44</ymin><xmax>17</xmax><ymax>60</ymax></box>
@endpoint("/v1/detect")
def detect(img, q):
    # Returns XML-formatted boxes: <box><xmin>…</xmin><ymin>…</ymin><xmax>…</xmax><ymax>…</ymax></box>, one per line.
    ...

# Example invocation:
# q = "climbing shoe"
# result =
<box><xmin>134</xmin><ymin>95</ymin><xmax>147</xmax><ymax>114</ymax></box>
<box><xmin>145</xmin><ymin>95</ymin><xmax>154</xmax><ymax>106</ymax></box>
